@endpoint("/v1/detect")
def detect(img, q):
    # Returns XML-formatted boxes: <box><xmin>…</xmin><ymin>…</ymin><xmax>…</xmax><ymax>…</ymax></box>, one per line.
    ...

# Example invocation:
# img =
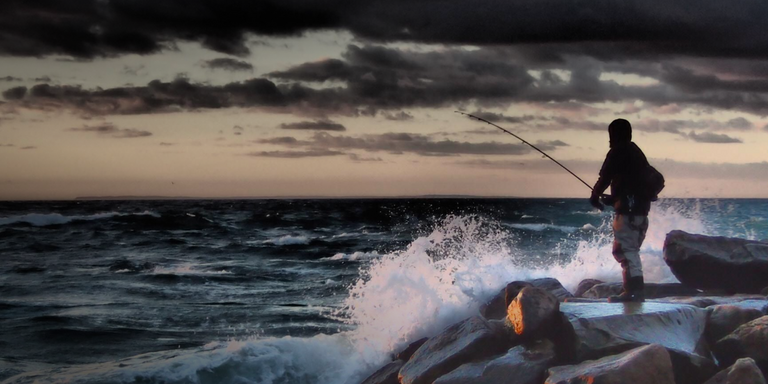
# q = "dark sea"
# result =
<box><xmin>1</xmin><ymin>198</ymin><xmax>766</xmax><ymax>383</ymax></box>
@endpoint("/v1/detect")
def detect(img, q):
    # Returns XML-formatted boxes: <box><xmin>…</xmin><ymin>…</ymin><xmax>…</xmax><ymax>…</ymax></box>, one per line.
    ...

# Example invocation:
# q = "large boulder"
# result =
<box><xmin>714</xmin><ymin>316</ymin><xmax>768</xmax><ymax>377</ymax></box>
<box><xmin>706</xmin><ymin>305</ymin><xmax>764</xmax><ymax>346</ymax></box>
<box><xmin>479</xmin><ymin>281</ymin><xmax>532</xmax><ymax>320</ymax></box>
<box><xmin>663</xmin><ymin>231</ymin><xmax>768</xmax><ymax>294</ymax></box>
<box><xmin>360</xmin><ymin>361</ymin><xmax>403</xmax><ymax>384</ymax></box>
<box><xmin>582</xmin><ymin>282</ymin><xmax>700</xmax><ymax>299</ymax></box>
<box><xmin>529</xmin><ymin>278</ymin><xmax>574</xmax><ymax>301</ymax></box>
<box><xmin>433</xmin><ymin>340</ymin><xmax>556</xmax><ymax>384</ymax></box>
<box><xmin>703</xmin><ymin>358</ymin><xmax>767</xmax><ymax>384</ymax></box>
<box><xmin>556</xmin><ymin>302</ymin><xmax>708</xmax><ymax>362</ymax></box>
<box><xmin>545</xmin><ymin>344</ymin><xmax>675</xmax><ymax>384</ymax></box>
<box><xmin>399</xmin><ymin>316</ymin><xmax>514</xmax><ymax>384</ymax></box>
<box><xmin>507</xmin><ymin>287</ymin><xmax>560</xmax><ymax>339</ymax></box>
<box><xmin>394</xmin><ymin>338</ymin><xmax>429</xmax><ymax>362</ymax></box>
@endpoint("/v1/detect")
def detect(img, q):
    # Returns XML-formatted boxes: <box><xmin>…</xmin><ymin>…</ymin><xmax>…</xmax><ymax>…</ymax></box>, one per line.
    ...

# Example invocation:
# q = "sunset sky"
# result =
<box><xmin>2</xmin><ymin>1</ymin><xmax>768</xmax><ymax>200</ymax></box>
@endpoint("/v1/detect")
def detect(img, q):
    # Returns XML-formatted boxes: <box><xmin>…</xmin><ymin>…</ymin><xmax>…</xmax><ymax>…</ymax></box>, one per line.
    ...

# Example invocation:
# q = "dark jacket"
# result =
<box><xmin>593</xmin><ymin>141</ymin><xmax>652</xmax><ymax>215</ymax></box>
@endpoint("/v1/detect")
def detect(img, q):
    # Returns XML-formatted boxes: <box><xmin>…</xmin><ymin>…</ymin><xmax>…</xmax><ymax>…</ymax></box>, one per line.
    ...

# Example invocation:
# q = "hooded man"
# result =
<box><xmin>590</xmin><ymin>118</ymin><xmax>652</xmax><ymax>303</ymax></box>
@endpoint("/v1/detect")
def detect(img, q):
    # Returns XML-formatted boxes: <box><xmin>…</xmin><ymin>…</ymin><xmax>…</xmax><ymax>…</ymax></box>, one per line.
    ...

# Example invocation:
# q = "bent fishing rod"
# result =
<box><xmin>455</xmin><ymin>111</ymin><xmax>594</xmax><ymax>192</ymax></box>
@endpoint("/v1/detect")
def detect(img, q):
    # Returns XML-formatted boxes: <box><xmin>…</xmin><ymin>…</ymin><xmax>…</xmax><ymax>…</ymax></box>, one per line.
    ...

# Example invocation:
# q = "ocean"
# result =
<box><xmin>1</xmin><ymin>198</ymin><xmax>766</xmax><ymax>383</ymax></box>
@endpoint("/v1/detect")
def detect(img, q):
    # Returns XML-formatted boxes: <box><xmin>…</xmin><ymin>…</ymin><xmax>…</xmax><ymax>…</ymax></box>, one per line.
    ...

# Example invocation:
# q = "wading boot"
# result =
<box><xmin>608</xmin><ymin>276</ymin><xmax>645</xmax><ymax>303</ymax></box>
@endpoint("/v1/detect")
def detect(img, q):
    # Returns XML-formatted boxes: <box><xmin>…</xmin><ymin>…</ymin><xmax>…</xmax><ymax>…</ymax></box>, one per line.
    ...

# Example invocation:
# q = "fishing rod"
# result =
<box><xmin>455</xmin><ymin>111</ymin><xmax>594</xmax><ymax>191</ymax></box>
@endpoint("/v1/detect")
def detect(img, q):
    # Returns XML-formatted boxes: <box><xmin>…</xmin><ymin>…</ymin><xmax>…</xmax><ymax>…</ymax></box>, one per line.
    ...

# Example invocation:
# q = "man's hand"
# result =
<box><xmin>600</xmin><ymin>194</ymin><xmax>615</xmax><ymax>206</ymax></box>
<box><xmin>590</xmin><ymin>193</ymin><xmax>604</xmax><ymax>211</ymax></box>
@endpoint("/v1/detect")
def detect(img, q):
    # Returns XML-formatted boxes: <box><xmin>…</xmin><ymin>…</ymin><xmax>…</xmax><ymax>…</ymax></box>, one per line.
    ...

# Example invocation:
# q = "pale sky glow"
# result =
<box><xmin>2</xmin><ymin>2</ymin><xmax>768</xmax><ymax>200</ymax></box>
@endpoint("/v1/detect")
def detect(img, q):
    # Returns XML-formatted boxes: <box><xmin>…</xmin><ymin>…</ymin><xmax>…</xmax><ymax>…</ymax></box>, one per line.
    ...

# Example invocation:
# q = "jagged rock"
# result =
<box><xmin>663</xmin><ymin>230</ymin><xmax>768</xmax><ymax>294</ymax></box>
<box><xmin>433</xmin><ymin>340</ymin><xmax>556</xmax><ymax>384</ymax></box>
<box><xmin>556</xmin><ymin>302</ymin><xmax>708</xmax><ymax>362</ymax></box>
<box><xmin>545</xmin><ymin>344</ymin><xmax>675</xmax><ymax>384</ymax></box>
<box><xmin>479</xmin><ymin>281</ymin><xmax>532</xmax><ymax>320</ymax></box>
<box><xmin>703</xmin><ymin>358</ymin><xmax>767</xmax><ymax>384</ymax></box>
<box><xmin>508</xmin><ymin>287</ymin><xmax>560</xmax><ymax>339</ymax></box>
<box><xmin>529</xmin><ymin>278</ymin><xmax>574</xmax><ymax>301</ymax></box>
<box><xmin>394</xmin><ymin>338</ymin><xmax>429</xmax><ymax>362</ymax></box>
<box><xmin>360</xmin><ymin>360</ymin><xmax>403</xmax><ymax>384</ymax></box>
<box><xmin>574</xmin><ymin>279</ymin><xmax>603</xmax><ymax>298</ymax></box>
<box><xmin>706</xmin><ymin>305</ymin><xmax>764</xmax><ymax>345</ymax></box>
<box><xmin>582</xmin><ymin>282</ymin><xmax>699</xmax><ymax>299</ymax></box>
<box><xmin>399</xmin><ymin>316</ymin><xmax>514</xmax><ymax>384</ymax></box>
<box><xmin>714</xmin><ymin>316</ymin><xmax>768</xmax><ymax>377</ymax></box>
<box><xmin>668</xmin><ymin>349</ymin><xmax>719</xmax><ymax>384</ymax></box>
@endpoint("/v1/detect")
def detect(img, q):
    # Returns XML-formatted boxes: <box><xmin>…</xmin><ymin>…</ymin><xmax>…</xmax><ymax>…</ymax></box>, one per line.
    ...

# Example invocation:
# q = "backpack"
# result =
<box><xmin>642</xmin><ymin>165</ymin><xmax>665</xmax><ymax>201</ymax></box>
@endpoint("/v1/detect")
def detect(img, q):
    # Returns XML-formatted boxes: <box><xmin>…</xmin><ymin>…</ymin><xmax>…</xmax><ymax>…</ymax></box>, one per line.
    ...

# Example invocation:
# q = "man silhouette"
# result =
<box><xmin>590</xmin><ymin>119</ymin><xmax>652</xmax><ymax>303</ymax></box>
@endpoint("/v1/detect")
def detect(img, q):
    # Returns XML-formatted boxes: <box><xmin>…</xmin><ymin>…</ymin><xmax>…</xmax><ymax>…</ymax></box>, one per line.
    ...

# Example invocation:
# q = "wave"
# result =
<box><xmin>504</xmin><ymin>223</ymin><xmax>581</xmax><ymax>233</ymax></box>
<box><xmin>323</xmin><ymin>251</ymin><xmax>381</xmax><ymax>261</ymax></box>
<box><xmin>0</xmin><ymin>211</ymin><xmax>159</xmax><ymax>227</ymax></box>
<box><xmin>262</xmin><ymin>235</ymin><xmax>312</xmax><ymax>246</ymax></box>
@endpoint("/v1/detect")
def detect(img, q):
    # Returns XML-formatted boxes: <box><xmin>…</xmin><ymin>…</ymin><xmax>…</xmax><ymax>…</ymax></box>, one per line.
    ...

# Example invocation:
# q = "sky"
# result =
<box><xmin>2</xmin><ymin>1</ymin><xmax>768</xmax><ymax>200</ymax></box>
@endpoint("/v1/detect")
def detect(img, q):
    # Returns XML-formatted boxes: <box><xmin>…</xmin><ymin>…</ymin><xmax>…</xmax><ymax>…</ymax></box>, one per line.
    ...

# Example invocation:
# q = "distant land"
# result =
<box><xmin>73</xmin><ymin>195</ymin><xmax>522</xmax><ymax>200</ymax></box>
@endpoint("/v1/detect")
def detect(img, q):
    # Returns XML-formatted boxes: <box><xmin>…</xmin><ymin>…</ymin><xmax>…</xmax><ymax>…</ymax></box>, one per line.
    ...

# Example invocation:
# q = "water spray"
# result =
<box><xmin>456</xmin><ymin>111</ymin><xmax>594</xmax><ymax>191</ymax></box>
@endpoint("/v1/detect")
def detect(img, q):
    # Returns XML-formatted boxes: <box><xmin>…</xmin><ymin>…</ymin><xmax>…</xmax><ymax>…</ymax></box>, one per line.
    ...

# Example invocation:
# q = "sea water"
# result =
<box><xmin>0</xmin><ymin>198</ymin><xmax>765</xmax><ymax>383</ymax></box>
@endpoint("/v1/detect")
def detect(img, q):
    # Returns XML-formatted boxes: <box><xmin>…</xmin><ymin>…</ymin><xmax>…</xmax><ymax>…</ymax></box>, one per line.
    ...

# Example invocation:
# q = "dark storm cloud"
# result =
<box><xmin>2</xmin><ymin>86</ymin><xmax>26</xmax><ymax>100</ymax></box>
<box><xmin>469</xmin><ymin>111</ymin><xmax>538</xmax><ymax>124</ymax></box>
<box><xmin>248</xmin><ymin>149</ymin><xmax>344</xmax><ymax>158</ymax></box>
<box><xmin>202</xmin><ymin>58</ymin><xmax>254</xmax><ymax>72</ymax></box>
<box><xmin>280</xmin><ymin>119</ymin><xmax>346</xmax><ymax>131</ymax></box>
<box><xmin>1</xmin><ymin>76</ymin><xmax>22</xmax><ymax>82</ymax></box>
<box><xmin>257</xmin><ymin>131</ymin><xmax>541</xmax><ymax>157</ymax></box>
<box><xmin>68</xmin><ymin>123</ymin><xmax>152</xmax><ymax>138</ymax></box>
<box><xmin>4</xmin><ymin>1</ymin><xmax>768</xmax><ymax>60</ymax></box>
<box><xmin>685</xmin><ymin>131</ymin><xmax>743</xmax><ymax>144</ymax></box>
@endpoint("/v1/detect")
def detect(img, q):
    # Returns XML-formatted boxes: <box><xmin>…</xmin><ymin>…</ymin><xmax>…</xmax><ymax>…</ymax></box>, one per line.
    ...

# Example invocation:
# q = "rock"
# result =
<box><xmin>529</xmin><ymin>278</ymin><xmax>574</xmax><ymax>301</ymax></box>
<box><xmin>574</xmin><ymin>279</ymin><xmax>603</xmax><ymax>297</ymax></box>
<box><xmin>653</xmin><ymin>295</ymin><xmax>768</xmax><ymax>308</ymax></box>
<box><xmin>360</xmin><ymin>360</ymin><xmax>403</xmax><ymax>384</ymax></box>
<box><xmin>556</xmin><ymin>302</ymin><xmax>708</xmax><ymax>362</ymax></box>
<box><xmin>703</xmin><ymin>358</ymin><xmax>767</xmax><ymax>384</ymax></box>
<box><xmin>507</xmin><ymin>287</ymin><xmax>560</xmax><ymax>339</ymax></box>
<box><xmin>663</xmin><ymin>230</ymin><xmax>768</xmax><ymax>294</ymax></box>
<box><xmin>668</xmin><ymin>349</ymin><xmax>719</xmax><ymax>384</ymax></box>
<box><xmin>762</xmin><ymin>287</ymin><xmax>768</xmax><ymax>296</ymax></box>
<box><xmin>479</xmin><ymin>281</ymin><xmax>532</xmax><ymax>320</ymax></box>
<box><xmin>706</xmin><ymin>305</ymin><xmax>764</xmax><ymax>345</ymax></box>
<box><xmin>433</xmin><ymin>340</ymin><xmax>556</xmax><ymax>384</ymax></box>
<box><xmin>714</xmin><ymin>316</ymin><xmax>768</xmax><ymax>377</ymax></box>
<box><xmin>394</xmin><ymin>338</ymin><xmax>429</xmax><ymax>362</ymax></box>
<box><xmin>399</xmin><ymin>316</ymin><xmax>514</xmax><ymax>384</ymax></box>
<box><xmin>582</xmin><ymin>282</ymin><xmax>700</xmax><ymax>299</ymax></box>
<box><xmin>545</xmin><ymin>344</ymin><xmax>675</xmax><ymax>384</ymax></box>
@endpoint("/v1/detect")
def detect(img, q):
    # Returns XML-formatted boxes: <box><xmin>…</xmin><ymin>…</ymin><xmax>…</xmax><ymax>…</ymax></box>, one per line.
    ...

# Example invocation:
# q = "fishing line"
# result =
<box><xmin>456</xmin><ymin>111</ymin><xmax>594</xmax><ymax>191</ymax></box>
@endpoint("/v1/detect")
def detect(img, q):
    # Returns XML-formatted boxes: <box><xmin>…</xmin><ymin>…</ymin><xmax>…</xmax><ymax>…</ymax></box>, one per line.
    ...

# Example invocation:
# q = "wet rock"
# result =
<box><xmin>664</xmin><ymin>230</ymin><xmax>768</xmax><ymax>294</ymax></box>
<box><xmin>557</xmin><ymin>302</ymin><xmax>708</xmax><ymax>362</ymax></box>
<box><xmin>582</xmin><ymin>282</ymin><xmax>699</xmax><ymax>299</ymax></box>
<box><xmin>360</xmin><ymin>360</ymin><xmax>403</xmax><ymax>384</ymax></box>
<box><xmin>706</xmin><ymin>305</ymin><xmax>764</xmax><ymax>345</ymax></box>
<box><xmin>399</xmin><ymin>316</ymin><xmax>513</xmax><ymax>384</ymax></box>
<box><xmin>529</xmin><ymin>278</ymin><xmax>574</xmax><ymax>301</ymax></box>
<box><xmin>714</xmin><ymin>316</ymin><xmax>768</xmax><ymax>377</ymax></box>
<box><xmin>545</xmin><ymin>344</ymin><xmax>675</xmax><ymax>384</ymax></box>
<box><xmin>653</xmin><ymin>295</ymin><xmax>767</xmax><ymax>308</ymax></box>
<box><xmin>574</xmin><ymin>279</ymin><xmax>603</xmax><ymax>298</ymax></box>
<box><xmin>668</xmin><ymin>349</ymin><xmax>719</xmax><ymax>384</ymax></box>
<box><xmin>479</xmin><ymin>281</ymin><xmax>532</xmax><ymax>320</ymax></box>
<box><xmin>433</xmin><ymin>339</ymin><xmax>556</xmax><ymax>384</ymax></box>
<box><xmin>394</xmin><ymin>338</ymin><xmax>428</xmax><ymax>362</ymax></box>
<box><xmin>703</xmin><ymin>358</ymin><xmax>767</xmax><ymax>384</ymax></box>
<box><xmin>507</xmin><ymin>287</ymin><xmax>560</xmax><ymax>339</ymax></box>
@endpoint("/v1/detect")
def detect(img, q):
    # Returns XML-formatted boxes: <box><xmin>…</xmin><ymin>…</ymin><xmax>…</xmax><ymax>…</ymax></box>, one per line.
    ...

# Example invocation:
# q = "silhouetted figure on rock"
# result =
<box><xmin>590</xmin><ymin>119</ymin><xmax>652</xmax><ymax>303</ymax></box>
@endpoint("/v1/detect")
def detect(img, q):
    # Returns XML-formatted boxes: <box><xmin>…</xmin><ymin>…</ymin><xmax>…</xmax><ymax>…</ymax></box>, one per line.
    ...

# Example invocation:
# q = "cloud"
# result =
<box><xmin>280</xmin><ymin>119</ymin><xmax>346</xmax><ymax>131</ymax></box>
<box><xmin>68</xmin><ymin>123</ymin><xmax>152</xmax><ymax>138</ymax></box>
<box><xmin>159</xmin><ymin>142</ymin><xmax>175</xmax><ymax>146</ymax></box>
<box><xmin>382</xmin><ymin>111</ymin><xmax>414</xmax><ymax>121</ymax></box>
<box><xmin>468</xmin><ymin>111</ymin><xmax>538</xmax><ymax>124</ymax></box>
<box><xmin>19</xmin><ymin>146</ymin><xmax>36</xmax><ymax>150</ymax></box>
<box><xmin>201</xmin><ymin>58</ymin><xmax>254</xmax><ymax>72</ymax></box>
<box><xmin>685</xmin><ymin>131</ymin><xmax>743</xmax><ymax>144</ymax></box>
<box><xmin>1</xmin><ymin>76</ymin><xmax>22</xmax><ymax>82</ymax></box>
<box><xmin>2</xmin><ymin>86</ymin><xmax>27</xmax><ymax>100</ymax></box>
<box><xmin>248</xmin><ymin>149</ymin><xmax>344</xmax><ymax>158</ymax></box>
<box><xmin>33</xmin><ymin>76</ymin><xmax>51</xmax><ymax>82</ymax></box>
<box><xmin>0</xmin><ymin>143</ymin><xmax>14</xmax><ymax>147</ymax></box>
<box><xmin>348</xmin><ymin>153</ymin><xmax>383</xmax><ymax>162</ymax></box>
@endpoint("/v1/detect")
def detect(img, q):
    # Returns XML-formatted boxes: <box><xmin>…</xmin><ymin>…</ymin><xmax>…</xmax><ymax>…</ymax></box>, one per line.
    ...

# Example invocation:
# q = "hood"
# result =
<box><xmin>609</xmin><ymin>119</ymin><xmax>632</xmax><ymax>148</ymax></box>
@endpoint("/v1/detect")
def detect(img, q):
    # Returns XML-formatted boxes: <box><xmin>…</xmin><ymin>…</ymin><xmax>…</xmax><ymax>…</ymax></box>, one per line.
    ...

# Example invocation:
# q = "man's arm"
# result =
<box><xmin>590</xmin><ymin>150</ymin><xmax>615</xmax><ymax>209</ymax></box>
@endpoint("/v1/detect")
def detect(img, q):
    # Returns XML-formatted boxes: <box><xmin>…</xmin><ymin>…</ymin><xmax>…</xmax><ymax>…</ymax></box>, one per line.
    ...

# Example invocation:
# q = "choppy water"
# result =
<box><xmin>0</xmin><ymin>198</ymin><xmax>766</xmax><ymax>383</ymax></box>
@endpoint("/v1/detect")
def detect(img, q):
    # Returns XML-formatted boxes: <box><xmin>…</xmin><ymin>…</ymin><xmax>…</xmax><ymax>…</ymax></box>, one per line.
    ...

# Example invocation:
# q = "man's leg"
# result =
<box><xmin>608</xmin><ymin>214</ymin><xmax>649</xmax><ymax>302</ymax></box>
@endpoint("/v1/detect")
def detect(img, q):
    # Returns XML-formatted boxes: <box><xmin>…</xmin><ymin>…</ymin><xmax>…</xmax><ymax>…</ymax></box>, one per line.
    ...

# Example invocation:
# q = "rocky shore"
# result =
<box><xmin>360</xmin><ymin>231</ymin><xmax>768</xmax><ymax>384</ymax></box>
